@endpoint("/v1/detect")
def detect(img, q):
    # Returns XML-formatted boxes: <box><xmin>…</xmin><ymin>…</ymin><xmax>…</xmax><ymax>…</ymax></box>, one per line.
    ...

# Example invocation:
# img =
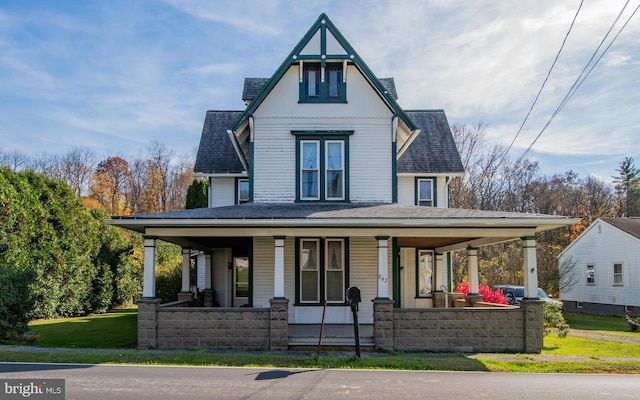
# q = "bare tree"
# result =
<box><xmin>59</xmin><ymin>147</ymin><xmax>96</xmax><ymax>196</ymax></box>
<box><xmin>0</xmin><ymin>148</ymin><xmax>30</xmax><ymax>171</ymax></box>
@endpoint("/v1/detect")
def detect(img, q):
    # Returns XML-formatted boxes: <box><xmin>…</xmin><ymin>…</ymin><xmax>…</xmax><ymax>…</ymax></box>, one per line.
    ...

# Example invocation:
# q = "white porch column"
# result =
<box><xmin>204</xmin><ymin>254</ymin><xmax>212</xmax><ymax>290</ymax></box>
<box><xmin>467</xmin><ymin>247</ymin><xmax>479</xmax><ymax>294</ymax></box>
<box><xmin>376</xmin><ymin>236</ymin><xmax>390</xmax><ymax>299</ymax></box>
<box><xmin>142</xmin><ymin>237</ymin><xmax>157</xmax><ymax>298</ymax></box>
<box><xmin>181</xmin><ymin>248</ymin><xmax>191</xmax><ymax>292</ymax></box>
<box><xmin>274</xmin><ymin>236</ymin><xmax>286</xmax><ymax>299</ymax></box>
<box><xmin>522</xmin><ymin>236</ymin><xmax>539</xmax><ymax>299</ymax></box>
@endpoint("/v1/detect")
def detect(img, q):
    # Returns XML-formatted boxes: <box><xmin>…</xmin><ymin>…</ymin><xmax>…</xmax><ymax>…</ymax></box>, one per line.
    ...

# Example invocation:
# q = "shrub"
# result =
<box><xmin>0</xmin><ymin>266</ymin><xmax>35</xmax><ymax>340</ymax></box>
<box><xmin>455</xmin><ymin>281</ymin><xmax>509</xmax><ymax>305</ymax></box>
<box><xmin>544</xmin><ymin>302</ymin><xmax>569</xmax><ymax>337</ymax></box>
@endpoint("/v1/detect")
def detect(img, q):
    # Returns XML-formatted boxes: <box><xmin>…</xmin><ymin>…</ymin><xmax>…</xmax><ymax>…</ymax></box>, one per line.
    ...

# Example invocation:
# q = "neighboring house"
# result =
<box><xmin>559</xmin><ymin>218</ymin><xmax>640</xmax><ymax>316</ymax></box>
<box><xmin>108</xmin><ymin>14</ymin><xmax>577</xmax><ymax>353</ymax></box>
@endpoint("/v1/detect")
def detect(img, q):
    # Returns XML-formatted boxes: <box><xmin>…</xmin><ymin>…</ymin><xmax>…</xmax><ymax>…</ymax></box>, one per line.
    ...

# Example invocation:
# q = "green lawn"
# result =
<box><xmin>564</xmin><ymin>312</ymin><xmax>633</xmax><ymax>332</ymax></box>
<box><xmin>26</xmin><ymin>307</ymin><xmax>137</xmax><ymax>349</ymax></box>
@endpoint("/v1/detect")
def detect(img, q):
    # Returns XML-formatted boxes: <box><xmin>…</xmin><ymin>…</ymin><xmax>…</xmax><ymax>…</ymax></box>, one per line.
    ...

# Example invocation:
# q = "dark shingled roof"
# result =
<box><xmin>113</xmin><ymin>202</ymin><xmax>571</xmax><ymax>221</ymax></box>
<box><xmin>242</xmin><ymin>77</ymin><xmax>398</xmax><ymax>101</ymax></box>
<box><xmin>397</xmin><ymin>110</ymin><xmax>465</xmax><ymax>174</ymax></box>
<box><xmin>603</xmin><ymin>218</ymin><xmax>640</xmax><ymax>240</ymax></box>
<box><xmin>194</xmin><ymin>111</ymin><xmax>244</xmax><ymax>174</ymax></box>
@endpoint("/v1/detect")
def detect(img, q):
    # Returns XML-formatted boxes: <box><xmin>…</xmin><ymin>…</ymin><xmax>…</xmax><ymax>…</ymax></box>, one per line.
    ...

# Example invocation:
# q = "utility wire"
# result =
<box><xmin>504</xmin><ymin>0</ymin><xmax>584</xmax><ymax>157</ymax></box>
<box><xmin>515</xmin><ymin>0</ymin><xmax>639</xmax><ymax>165</ymax></box>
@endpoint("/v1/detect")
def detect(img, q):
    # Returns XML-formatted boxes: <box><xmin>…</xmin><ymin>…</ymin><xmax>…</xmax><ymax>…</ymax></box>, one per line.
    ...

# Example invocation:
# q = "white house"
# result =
<box><xmin>559</xmin><ymin>218</ymin><xmax>640</xmax><ymax>316</ymax></box>
<box><xmin>109</xmin><ymin>13</ymin><xmax>577</xmax><ymax>353</ymax></box>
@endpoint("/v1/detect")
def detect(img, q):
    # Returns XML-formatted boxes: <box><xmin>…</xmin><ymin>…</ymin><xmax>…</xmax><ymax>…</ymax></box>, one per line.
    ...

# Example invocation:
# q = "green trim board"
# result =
<box><xmin>231</xmin><ymin>13</ymin><xmax>416</xmax><ymax>132</ymax></box>
<box><xmin>392</xmin><ymin>237</ymin><xmax>400</xmax><ymax>308</ymax></box>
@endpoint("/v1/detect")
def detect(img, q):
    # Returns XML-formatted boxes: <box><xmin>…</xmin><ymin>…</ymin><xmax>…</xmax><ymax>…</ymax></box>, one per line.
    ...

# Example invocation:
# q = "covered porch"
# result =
<box><xmin>110</xmin><ymin>203</ymin><xmax>578</xmax><ymax>353</ymax></box>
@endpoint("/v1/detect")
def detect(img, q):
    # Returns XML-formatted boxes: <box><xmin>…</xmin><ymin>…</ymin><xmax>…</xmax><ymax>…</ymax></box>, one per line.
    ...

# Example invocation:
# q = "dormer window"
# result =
<box><xmin>300</xmin><ymin>62</ymin><xmax>346</xmax><ymax>103</ymax></box>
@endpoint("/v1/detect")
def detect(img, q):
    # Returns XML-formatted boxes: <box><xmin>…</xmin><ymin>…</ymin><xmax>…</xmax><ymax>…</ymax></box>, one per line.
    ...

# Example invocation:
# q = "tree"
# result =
<box><xmin>59</xmin><ymin>147</ymin><xmax>96</xmax><ymax>196</ymax></box>
<box><xmin>186</xmin><ymin>179</ymin><xmax>208</xmax><ymax>209</ymax></box>
<box><xmin>0</xmin><ymin>148</ymin><xmax>30</xmax><ymax>171</ymax></box>
<box><xmin>89</xmin><ymin>156</ymin><xmax>132</xmax><ymax>215</ymax></box>
<box><xmin>612</xmin><ymin>157</ymin><xmax>640</xmax><ymax>217</ymax></box>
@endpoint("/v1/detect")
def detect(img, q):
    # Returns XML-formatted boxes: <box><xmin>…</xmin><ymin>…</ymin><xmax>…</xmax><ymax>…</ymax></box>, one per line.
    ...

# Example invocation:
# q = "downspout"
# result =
<box><xmin>391</xmin><ymin>116</ymin><xmax>398</xmax><ymax>203</ymax></box>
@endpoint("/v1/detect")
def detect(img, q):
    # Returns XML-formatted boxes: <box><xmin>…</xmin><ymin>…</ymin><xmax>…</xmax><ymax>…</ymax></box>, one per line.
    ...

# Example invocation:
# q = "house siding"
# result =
<box><xmin>209</xmin><ymin>177</ymin><xmax>235</xmax><ymax>207</ymax></box>
<box><xmin>560</xmin><ymin>220</ymin><xmax>640</xmax><ymax>310</ymax></box>
<box><xmin>397</xmin><ymin>175</ymin><xmax>449</xmax><ymax>208</ymax></box>
<box><xmin>252</xmin><ymin>66</ymin><xmax>393</xmax><ymax>203</ymax></box>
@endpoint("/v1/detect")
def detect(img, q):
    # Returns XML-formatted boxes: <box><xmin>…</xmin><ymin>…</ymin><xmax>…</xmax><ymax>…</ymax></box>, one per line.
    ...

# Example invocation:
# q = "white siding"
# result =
<box><xmin>252</xmin><ymin>237</ymin><xmax>275</xmax><ymax>308</ymax></box>
<box><xmin>209</xmin><ymin>177</ymin><xmax>235</xmax><ymax>207</ymax></box>
<box><xmin>560</xmin><ymin>220</ymin><xmax>640</xmax><ymax>307</ymax></box>
<box><xmin>252</xmin><ymin>66</ymin><xmax>393</xmax><ymax>203</ymax></box>
<box><xmin>397</xmin><ymin>176</ymin><xmax>414</xmax><ymax>205</ymax></box>
<box><xmin>397</xmin><ymin>175</ymin><xmax>449</xmax><ymax>208</ymax></box>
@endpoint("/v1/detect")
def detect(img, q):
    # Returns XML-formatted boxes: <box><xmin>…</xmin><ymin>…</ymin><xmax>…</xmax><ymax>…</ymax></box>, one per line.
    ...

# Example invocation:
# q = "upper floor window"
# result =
<box><xmin>295</xmin><ymin>132</ymin><xmax>351</xmax><ymax>202</ymax></box>
<box><xmin>613</xmin><ymin>263</ymin><xmax>623</xmax><ymax>286</ymax></box>
<box><xmin>417</xmin><ymin>178</ymin><xmax>435</xmax><ymax>206</ymax></box>
<box><xmin>300</xmin><ymin>62</ymin><xmax>346</xmax><ymax>103</ymax></box>
<box><xmin>237</xmin><ymin>179</ymin><xmax>249</xmax><ymax>204</ymax></box>
<box><xmin>586</xmin><ymin>264</ymin><xmax>595</xmax><ymax>285</ymax></box>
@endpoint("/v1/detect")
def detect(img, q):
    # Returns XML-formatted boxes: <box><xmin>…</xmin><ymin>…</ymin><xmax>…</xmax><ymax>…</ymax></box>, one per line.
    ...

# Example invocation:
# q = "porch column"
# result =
<box><xmin>177</xmin><ymin>248</ymin><xmax>193</xmax><ymax>303</ymax></box>
<box><xmin>273</xmin><ymin>236</ymin><xmax>286</xmax><ymax>299</ymax></box>
<box><xmin>467</xmin><ymin>247</ymin><xmax>479</xmax><ymax>295</ymax></box>
<box><xmin>181</xmin><ymin>248</ymin><xmax>191</xmax><ymax>292</ymax></box>
<box><xmin>376</xmin><ymin>236</ymin><xmax>390</xmax><ymax>299</ymax></box>
<box><xmin>142</xmin><ymin>236</ymin><xmax>157</xmax><ymax>298</ymax></box>
<box><xmin>522</xmin><ymin>236</ymin><xmax>539</xmax><ymax>299</ymax></box>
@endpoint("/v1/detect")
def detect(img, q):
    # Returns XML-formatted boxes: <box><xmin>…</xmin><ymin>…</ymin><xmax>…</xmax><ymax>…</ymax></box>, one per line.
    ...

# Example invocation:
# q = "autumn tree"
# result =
<box><xmin>89</xmin><ymin>156</ymin><xmax>132</xmax><ymax>215</ymax></box>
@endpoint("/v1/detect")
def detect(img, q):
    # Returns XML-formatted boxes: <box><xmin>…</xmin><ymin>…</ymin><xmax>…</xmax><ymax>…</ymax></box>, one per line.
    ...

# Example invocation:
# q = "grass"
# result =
<box><xmin>2</xmin><ymin>309</ymin><xmax>638</xmax><ymax>374</ymax></box>
<box><xmin>25</xmin><ymin>307</ymin><xmax>137</xmax><ymax>349</ymax></box>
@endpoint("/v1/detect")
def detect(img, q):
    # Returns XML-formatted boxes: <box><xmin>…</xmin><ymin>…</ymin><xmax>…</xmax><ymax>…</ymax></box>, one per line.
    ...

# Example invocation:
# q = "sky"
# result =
<box><xmin>0</xmin><ymin>0</ymin><xmax>638</xmax><ymax>183</ymax></box>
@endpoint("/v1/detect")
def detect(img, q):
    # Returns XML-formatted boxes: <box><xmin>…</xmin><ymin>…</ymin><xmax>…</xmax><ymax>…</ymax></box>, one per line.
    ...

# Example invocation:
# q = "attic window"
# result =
<box><xmin>300</xmin><ymin>62</ymin><xmax>346</xmax><ymax>103</ymax></box>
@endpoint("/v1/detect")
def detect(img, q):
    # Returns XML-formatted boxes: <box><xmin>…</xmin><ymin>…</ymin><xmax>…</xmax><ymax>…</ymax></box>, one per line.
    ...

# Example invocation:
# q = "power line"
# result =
<box><xmin>515</xmin><ymin>0</ymin><xmax>639</xmax><ymax>165</ymax></box>
<box><xmin>504</xmin><ymin>0</ymin><xmax>584</xmax><ymax>157</ymax></box>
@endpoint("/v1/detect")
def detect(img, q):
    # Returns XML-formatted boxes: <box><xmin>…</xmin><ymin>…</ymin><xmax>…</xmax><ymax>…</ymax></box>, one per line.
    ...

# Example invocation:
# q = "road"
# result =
<box><xmin>1</xmin><ymin>363</ymin><xmax>639</xmax><ymax>400</ymax></box>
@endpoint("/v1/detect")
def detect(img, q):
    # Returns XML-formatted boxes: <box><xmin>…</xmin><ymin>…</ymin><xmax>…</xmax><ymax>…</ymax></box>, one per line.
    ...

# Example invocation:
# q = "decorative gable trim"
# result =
<box><xmin>230</xmin><ymin>13</ymin><xmax>417</xmax><ymax>134</ymax></box>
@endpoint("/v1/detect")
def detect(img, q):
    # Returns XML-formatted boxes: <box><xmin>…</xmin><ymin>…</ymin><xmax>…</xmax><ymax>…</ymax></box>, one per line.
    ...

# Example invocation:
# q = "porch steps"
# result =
<box><xmin>288</xmin><ymin>324</ymin><xmax>375</xmax><ymax>350</ymax></box>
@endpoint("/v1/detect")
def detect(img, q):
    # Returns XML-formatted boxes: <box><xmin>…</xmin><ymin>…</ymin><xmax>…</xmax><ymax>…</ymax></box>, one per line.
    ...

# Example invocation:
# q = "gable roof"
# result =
<box><xmin>398</xmin><ymin>110</ymin><xmax>465</xmax><ymax>174</ymax></box>
<box><xmin>231</xmin><ymin>13</ymin><xmax>415</xmax><ymax>132</ymax></box>
<box><xmin>194</xmin><ymin>110</ymin><xmax>245</xmax><ymax>174</ymax></box>
<box><xmin>602</xmin><ymin>218</ymin><xmax>640</xmax><ymax>240</ymax></box>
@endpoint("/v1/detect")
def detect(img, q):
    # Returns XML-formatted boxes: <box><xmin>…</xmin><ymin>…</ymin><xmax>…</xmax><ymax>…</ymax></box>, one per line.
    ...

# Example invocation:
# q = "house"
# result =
<box><xmin>108</xmin><ymin>13</ymin><xmax>578</xmax><ymax>353</ymax></box>
<box><xmin>559</xmin><ymin>218</ymin><xmax>640</xmax><ymax>316</ymax></box>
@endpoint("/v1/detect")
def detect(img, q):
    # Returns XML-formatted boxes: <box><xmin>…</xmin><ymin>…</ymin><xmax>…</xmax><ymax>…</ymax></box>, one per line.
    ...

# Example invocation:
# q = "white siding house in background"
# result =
<box><xmin>559</xmin><ymin>218</ymin><xmax>640</xmax><ymax>316</ymax></box>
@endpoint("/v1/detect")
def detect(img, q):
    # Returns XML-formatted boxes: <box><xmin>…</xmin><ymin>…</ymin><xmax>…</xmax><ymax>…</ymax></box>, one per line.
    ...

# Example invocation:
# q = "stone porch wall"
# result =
<box><xmin>156</xmin><ymin>307</ymin><xmax>270</xmax><ymax>349</ymax></box>
<box><xmin>138</xmin><ymin>298</ymin><xmax>290</xmax><ymax>350</ymax></box>
<box><xmin>373</xmin><ymin>299</ymin><xmax>544</xmax><ymax>353</ymax></box>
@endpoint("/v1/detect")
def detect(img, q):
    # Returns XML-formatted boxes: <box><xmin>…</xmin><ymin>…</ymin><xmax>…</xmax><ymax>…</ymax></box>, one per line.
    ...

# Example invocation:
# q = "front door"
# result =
<box><xmin>233</xmin><ymin>257</ymin><xmax>249</xmax><ymax>307</ymax></box>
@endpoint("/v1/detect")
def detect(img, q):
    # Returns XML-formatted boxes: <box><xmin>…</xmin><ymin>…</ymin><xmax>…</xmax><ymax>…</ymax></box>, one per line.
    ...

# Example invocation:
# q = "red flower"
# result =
<box><xmin>455</xmin><ymin>281</ymin><xmax>509</xmax><ymax>305</ymax></box>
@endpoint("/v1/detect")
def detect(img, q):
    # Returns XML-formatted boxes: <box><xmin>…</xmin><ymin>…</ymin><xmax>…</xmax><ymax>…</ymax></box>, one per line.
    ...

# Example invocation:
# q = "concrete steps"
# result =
<box><xmin>288</xmin><ymin>324</ymin><xmax>374</xmax><ymax>350</ymax></box>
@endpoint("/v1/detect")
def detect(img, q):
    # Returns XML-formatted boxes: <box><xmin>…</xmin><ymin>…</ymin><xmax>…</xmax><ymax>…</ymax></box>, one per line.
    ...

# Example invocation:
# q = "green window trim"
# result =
<box><xmin>293</xmin><ymin>131</ymin><xmax>352</xmax><ymax>202</ymax></box>
<box><xmin>295</xmin><ymin>237</ymin><xmax>350</xmax><ymax>305</ymax></box>
<box><xmin>415</xmin><ymin>177</ymin><xmax>437</xmax><ymax>207</ymax></box>
<box><xmin>299</xmin><ymin>62</ymin><xmax>347</xmax><ymax>103</ymax></box>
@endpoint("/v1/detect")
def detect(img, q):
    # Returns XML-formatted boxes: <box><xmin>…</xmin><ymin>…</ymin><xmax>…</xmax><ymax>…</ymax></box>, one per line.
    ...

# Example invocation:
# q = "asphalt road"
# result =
<box><xmin>1</xmin><ymin>362</ymin><xmax>639</xmax><ymax>400</ymax></box>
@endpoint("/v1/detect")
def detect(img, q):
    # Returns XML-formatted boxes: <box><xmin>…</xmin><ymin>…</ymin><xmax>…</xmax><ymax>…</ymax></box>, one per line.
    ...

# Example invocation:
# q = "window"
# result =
<box><xmin>416</xmin><ymin>178</ymin><xmax>436</xmax><ymax>207</ymax></box>
<box><xmin>586</xmin><ymin>264</ymin><xmax>595</xmax><ymax>285</ymax></box>
<box><xmin>237</xmin><ymin>179</ymin><xmax>249</xmax><ymax>204</ymax></box>
<box><xmin>300</xmin><ymin>62</ymin><xmax>346</xmax><ymax>102</ymax></box>
<box><xmin>577</xmin><ymin>301</ymin><xmax>584</xmax><ymax>308</ymax></box>
<box><xmin>298</xmin><ymin>238</ymin><xmax>347</xmax><ymax>304</ymax></box>
<box><xmin>295</xmin><ymin>133</ymin><xmax>350</xmax><ymax>202</ymax></box>
<box><xmin>417</xmin><ymin>250</ymin><xmax>434</xmax><ymax>297</ymax></box>
<box><xmin>613</xmin><ymin>263</ymin><xmax>623</xmax><ymax>286</ymax></box>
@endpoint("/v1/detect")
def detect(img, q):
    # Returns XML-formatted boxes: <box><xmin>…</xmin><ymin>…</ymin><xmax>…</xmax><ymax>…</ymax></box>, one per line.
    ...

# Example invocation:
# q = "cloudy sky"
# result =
<box><xmin>1</xmin><ymin>0</ymin><xmax>638</xmax><ymax>182</ymax></box>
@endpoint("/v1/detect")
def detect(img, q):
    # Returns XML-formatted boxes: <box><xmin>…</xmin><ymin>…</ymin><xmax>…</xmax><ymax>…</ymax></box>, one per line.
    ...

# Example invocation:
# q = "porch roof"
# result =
<box><xmin>108</xmin><ymin>203</ymin><xmax>579</xmax><ymax>252</ymax></box>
